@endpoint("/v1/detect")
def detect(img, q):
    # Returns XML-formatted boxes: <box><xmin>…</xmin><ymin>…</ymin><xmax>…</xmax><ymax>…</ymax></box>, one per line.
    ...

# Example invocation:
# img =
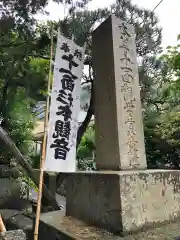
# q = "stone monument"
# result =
<box><xmin>93</xmin><ymin>14</ymin><xmax>146</xmax><ymax>171</ymax></box>
<box><xmin>41</xmin><ymin>14</ymin><xmax>180</xmax><ymax>237</ymax></box>
<box><xmin>65</xmin><ymin>15</ymin><xmax>180</xmax><ymax>235</ymax></box>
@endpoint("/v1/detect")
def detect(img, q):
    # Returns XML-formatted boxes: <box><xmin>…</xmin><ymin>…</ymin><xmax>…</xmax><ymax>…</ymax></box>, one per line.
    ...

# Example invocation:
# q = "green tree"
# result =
<box><xmin>0</xmin><ymin>44</ymin><xmax>49</xmax><ymax>159</ymax></box>
<box><xmin>0</xmin><ymin>0</ymin><xmax>163</xmax><ymax>172</ymax></box>
<box><xmin>143</xmin><ymin>37</ymin><xmax>180</xmax><ymax>169</ymax></box>
<box><xmin>7</xmin><ymin>88</ymin><xmax>35</xmax><ymax>154</ymax></box>
<box><xmin>77</xmin><ymin>124</ymin><xmax>96</xmax><ymax>170</ymax></box>
<box><xmin>37</xmin><ymin>0</ymin><xmax>162</xmax><ymax>148</ymax></box>
<box><xmin>35</xmin><ymin>1</ymin><xmax>163</xmax><ymax>172</ymax></box>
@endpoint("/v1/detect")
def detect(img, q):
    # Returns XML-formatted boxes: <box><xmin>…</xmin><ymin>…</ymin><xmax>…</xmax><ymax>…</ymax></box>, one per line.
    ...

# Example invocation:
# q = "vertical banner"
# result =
<box><xmin>44</xmin><ymin>32</ymin><xmax>85</xmax><ymax>172</ymax></box>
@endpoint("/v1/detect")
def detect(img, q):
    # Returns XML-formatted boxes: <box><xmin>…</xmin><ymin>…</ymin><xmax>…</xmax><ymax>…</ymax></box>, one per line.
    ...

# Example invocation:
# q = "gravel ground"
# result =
<box><xmin>56</xmin><ymin>217</ymin><xmax>180</xmax><ymax>240</ymax></box>
<box><xmin>0</xmin><ymin>230</ymin><xmax>26</xmax><ymax>240</ymax></box>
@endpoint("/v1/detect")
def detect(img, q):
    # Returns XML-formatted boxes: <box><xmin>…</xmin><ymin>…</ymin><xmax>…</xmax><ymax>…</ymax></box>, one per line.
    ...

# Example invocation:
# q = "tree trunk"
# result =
<box><xmin>76</xmin><ymin>84</ymin><xmax>94</xmax><ymax>149</ymax></box>
<box><xmin>0</xmin><ymin>81</ymin><xmax>9</xmax><ymax>129</ymax></box>
<box><xmin>0</xmin><ymin>126</ymin><xmax>59</xmax><ymax>210</ymax></box>
<box><xmin>0</xmin><ymin>81</ymin><xmax>8</xmax><ymax>115</ymax></box>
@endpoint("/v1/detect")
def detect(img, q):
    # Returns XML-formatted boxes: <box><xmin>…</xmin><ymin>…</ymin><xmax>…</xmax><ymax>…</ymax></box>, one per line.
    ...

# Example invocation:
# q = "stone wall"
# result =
<box><xmin>0</xmin><ymin>159</ymin><xmax>21</xmax><ymax>209</ymax></box>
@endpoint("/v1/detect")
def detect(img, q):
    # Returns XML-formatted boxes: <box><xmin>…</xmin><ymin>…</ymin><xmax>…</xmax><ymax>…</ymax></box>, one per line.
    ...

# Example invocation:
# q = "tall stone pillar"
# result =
<box><xmin>92</xmin><ymin>14</ymin><xmax>146</xmax><ymax>170</ymax></box>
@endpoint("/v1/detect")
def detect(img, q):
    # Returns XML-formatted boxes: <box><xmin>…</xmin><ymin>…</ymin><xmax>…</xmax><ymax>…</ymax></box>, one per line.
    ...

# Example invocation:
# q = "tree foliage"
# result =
<box><xmin>4</xmin><ymin>0</ymin><xmax>180</xmax><ymax>172</ymax></box>
<box><xmin>142</xmin><ymin>38</ymin><xmax>180</xmax><ymax>169</ymax></box>
<box><xmin>77</xmin><ymin>124</ymin><xmax>95</xmax><ymax>170</ymax></box>
<box><xmin>0</xmin><ymin>0</ymin><xmax>50</xmax><ymax>158</ymax></box>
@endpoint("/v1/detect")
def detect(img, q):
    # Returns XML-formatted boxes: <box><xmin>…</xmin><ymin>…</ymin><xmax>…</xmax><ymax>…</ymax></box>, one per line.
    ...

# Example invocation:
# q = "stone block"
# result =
<box><xmin>0</xmin><ymin>179</ymin><xmax>21</xmax><ymax>208</ymax></box>
<box><xmin>0</xmin><ymin>158</ymin><xmax>10</xmax><ymax>165</ymax></box>
<box><xmin>0</xmin><ymin>166</ymin><xmax>12</xmax><ymax>178</ymax></box>
<box><xmin>66</xmin><ymin>170</ymin><xmax>180</xmax><ymax>234</ymax></box>
<box><xmin>33</xmin><ymin>169</ymin><xmax>57</xmax><ymax>196</ymax></box>
<box><xmin>0</xmin><ymin>210</ymin><xmax>21</xmax><ymax>221</ymax></box>
<box><xmin>0</xmin><ymin>230</ymin><xmax>26</xmax><ymax>240</ymax></box>
<box><xmin>0</xmin><ymin>165</ymin><xmax>21</xmax><ymax>179</ymax></box>
<box><xmin>5</xmin><ymin>214</ymin><xmax>33</xmax><ymax>239</ymax></box>
<box><xmin>39</xmin><ymin>211</ymin><xmax>69</xmax><ymax>240</ymax></box>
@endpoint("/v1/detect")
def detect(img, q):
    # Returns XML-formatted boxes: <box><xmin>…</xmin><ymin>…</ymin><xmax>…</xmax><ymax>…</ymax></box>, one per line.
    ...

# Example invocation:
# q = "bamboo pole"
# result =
<box><xmin>34</xmin><ymin>27</ymin><xmax>54</xmax><ymax>240</ymax></box>
<box><xmin>0</xmin><ymin>215</ymin><xmax>6</xmax><ymax>233</ymax></box>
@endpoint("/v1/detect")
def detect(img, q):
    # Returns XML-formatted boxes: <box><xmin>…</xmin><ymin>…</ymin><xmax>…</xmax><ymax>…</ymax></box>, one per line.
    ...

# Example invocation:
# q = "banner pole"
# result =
<box><xmin>34</xmin><ymin>26</ymin><xmax>55</xmax><ymax>240</ymax></box>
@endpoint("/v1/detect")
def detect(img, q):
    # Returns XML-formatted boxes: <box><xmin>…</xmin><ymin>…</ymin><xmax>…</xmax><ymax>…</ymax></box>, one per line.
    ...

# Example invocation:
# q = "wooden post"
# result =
<box><xmin>34</xmin><ymin>28</ymin><xmax>55</xmax><ymax>240</ymax></box>
<box><xmin>0</xmin><ymin>215</ymin><xmax>6</xmax><ymax>233</ymax></box>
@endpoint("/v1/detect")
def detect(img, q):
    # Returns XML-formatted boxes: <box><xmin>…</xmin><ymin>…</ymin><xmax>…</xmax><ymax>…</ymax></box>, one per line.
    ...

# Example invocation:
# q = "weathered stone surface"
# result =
<box><xmin>0</xmin><ymin>210</ymin><xmax>21</xmax><ymax>221</ymax></box>
<box><xmin>0</xmin><ymin>158</ymin><xmax>10</xmax><ymax>165</ymax></box>
<box><xmin>56</xmin><ymin>173</ymin><xmax>67</xmax><ymax>197</ymax></box>
<box><xmin>39</xmin><ymin>212</ymin><xmax>180</xmax><ymax>240</ymax></box>
<box><xmin>40</xmin><ymin>212</ymin><xmax>117</xmax><ymax>240</ymax></box>
<box><xmin>4</xmin><ymin>213</ymin><xmax>33</xmax><ymax>239</ymax></box>
<box><xmin>33</xmin><ymin>169</ymin><xmax>57</xmax><ymax>197</ymax></box>
<box><xmin>39</xmin><ymin>211</ymin><xmax>68</xmax><ymax>240</ymax></box>
<box><xmin>5</xmin><ymin>214</ymin><xmax>33</xmax><ymax>231</ymax></box>
<box><xmin>0</xmin><ymin>165</ymin><xmax>10</xmax><ymax>178</ymax></box>
<box><xmin>0</xmin><ymin>209</ymin><xmax>33</xmax><ymax>240</ymax></box>
<box><xmin>0</xmin><ymin>166</ymin><xmax>18</xmax><ymax>178</ymax></box>
<box><xmin>10</xmin><ymin>167</ymin><xmax>22</xmax><ymax>179</ymax></box>
<box><xmin>57</xmin><ymin>179</ymin><xmax>66</xmax><ymax>197</ymax></box>
<box><xmin>0</xmin><ymin>179</ymin><xmax>21</xmax><ymax>208</ymax></box>
<box><xmin>0</xmin><ymin>203</ymin><xmax>31</xmax><ymax>218</ymax></box>
<box><xmin>0</xmin><ymin>230</ymin><xmax>26</xmax><ymax>240</ymax></box>
<box><xmin>16</xmin><ymin>200</ymin><xmax>32</xmax><ymax>211</ymax></box>
<box><xmin>92</xmin><ymin>15</ymin><xmax>146</xmax><ymax>170</ymax></box>
<box><xmin>66</xmin><ymin>170</ymin><xmax>180</xmax><ymax>234</ymax></box>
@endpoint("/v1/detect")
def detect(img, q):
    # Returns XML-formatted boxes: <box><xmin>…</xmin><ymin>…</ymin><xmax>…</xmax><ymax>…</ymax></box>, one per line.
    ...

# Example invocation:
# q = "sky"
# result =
<box><xmin>36</xmin><ymin>0</ymin><xmax>180</xmax><ymax>49</ymax></box>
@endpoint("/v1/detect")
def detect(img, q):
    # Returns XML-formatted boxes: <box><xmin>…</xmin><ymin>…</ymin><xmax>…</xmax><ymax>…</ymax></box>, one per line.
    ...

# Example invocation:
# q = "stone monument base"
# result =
<box><xmin>66</xmin><ymin>170</ymin><xmax>180</xmax><ymax>234</ymax></box>
<box><xmin>39</xmin><ymin>211</ymin><xmax>180</xmax><ymax>239</ymax></box>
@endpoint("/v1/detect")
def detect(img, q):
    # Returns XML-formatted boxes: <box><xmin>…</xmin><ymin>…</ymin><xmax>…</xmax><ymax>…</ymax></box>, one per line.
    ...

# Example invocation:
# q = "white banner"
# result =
<box><xmin>44</xmin><ymin>32</ymin><xmax>85</xmax><ymax>172</ymax></box>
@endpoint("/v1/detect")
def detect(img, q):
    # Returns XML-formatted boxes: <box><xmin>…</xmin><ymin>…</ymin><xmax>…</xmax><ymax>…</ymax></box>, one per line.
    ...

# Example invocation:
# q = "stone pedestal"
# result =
<box><xmin>66</xmin><ymin>170</ymin><xmax>180</xmax><ymax>234</ymax></box>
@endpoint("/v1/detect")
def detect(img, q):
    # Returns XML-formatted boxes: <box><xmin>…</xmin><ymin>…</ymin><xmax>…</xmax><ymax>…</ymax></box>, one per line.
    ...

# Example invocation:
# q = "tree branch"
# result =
<box><xmin>0</xmin><ymin>41</ymin><xmax>26</xmax><ymax>48</ymax></box>
<box><xmin>27</xmin><ymin>54</ymin><xmax>50</xmax><ymax>60</ymax></box>
<box><xmin>0</xmin><ymin>80</ymin><xmax>9</xmax><ymax>116</ymax></box>
<box><xmin>0</xmin><ymin>126</ymin><xmax>59</xmax><ymax>210</ymax></box>
<box><xmin>76</xmin><ymin>81</ymin><xmax>94</xmax><ymax>149</ymax></box>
